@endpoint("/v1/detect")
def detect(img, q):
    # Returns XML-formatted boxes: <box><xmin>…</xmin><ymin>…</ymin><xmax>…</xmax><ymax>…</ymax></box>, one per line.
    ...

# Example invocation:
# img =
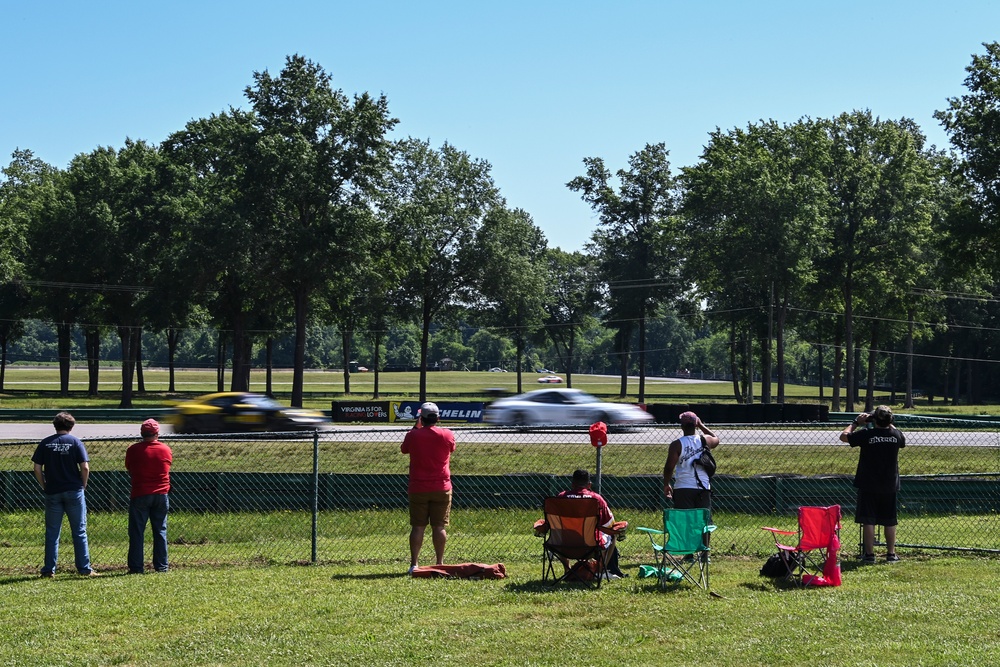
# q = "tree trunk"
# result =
<box><xmin>419</xmin><ymin>299</ymin><xmax>431</xmax><ymax>403</ymax></box>
<box><xmin>216</xmin><ymin>331</ymin><xmax>226</xmax><ymax>393</ymax></box>
<box><xmin>832</xmin><ymin>344</ymin><xmax>843</xmax><ymax>413</ymax></box>
<box><xmin>729</xmin><ymin>320</ymin><xmax>741</xmax><ymax>402</ymax></box>
<box><xmin>119</xmin><ymin>325</ymin><xmax>135</xmax><ymax>409</ymax></box>
<box><xmin>952</xmin><ymin>358</ymin><xmax>961</xmax><ymax>406</ymax></box>
<box><xmin>816</xmin><ymin>316</ymin><xmax>824</xmax><ymax>402</ymax></box>
<box><xmin>865</xmin><ymin>321</ymin><xmax>878</xmax><ymax>412</ymax></box>
<box><xmin>617</xmin><ymin>327</ymin><xmax>629</xmax><ymax>399</ymax></box>
<box><xmin>167</xmin><ymin>327</ymin><xmax>179</xmax><ymax>393</ymax></box>
<box><xmin>843</xmin><ymin>278</ymin><xmax>854</xmax><ymax>412</ymax></box>
<box><xmin>638</xmin><ymin>310</ymin><xmax>646</xmax><ymax>404</ymax></box>
<box><xmin>372</xmin><ymin>329</ymin><xmax>382</xmax><ymax>399</ymax></box>
<box><xmin>904</xmin><ymin>311</ymin><xmax>914</xmax><ymax>408</ymax></box>
<box><xmin>265</xmin><ymin>337</ymin><xmax>274</xmax><ymax>397</ymax></box>
<box><xmin>85</xmin><ymin>327</ymin><xmax>100</xmax><ymax>396</ymax></box>
<box><xmin>342</xmin><ymin>329</ymin><xmax>353</xmax><ymax>395</ymax></box>
<box><xmin>565</xmin><ymin>326</ymin><xmax>576</xmax><ymax>389</ymax></box>
<box><xmin>230</xmin><ymin>315</ymin><xmax>250</xmax><ymax>393</ymax></box>
<box><xmin>776</xmin><ymin>294</ymin><xmax>787</xmax><ymax>404</ymax></box>
<box><xmin>515</xmin><ymin>332</ymin><xmax>524</xmax><ymax>396</ymax></box>
<box><xmin>291</xmin><ymin>289</ymin><xmax>308</xmax><ymax>408</ymax></box>
<box><xmin>762</xmin><ymin>283</ymin><xmax>773</xmax><ymax>405</ymax></box>
<box><xmin>57</xmin><ymin>322</ymin><xmax>72</xmax><ymax>396</ymax></box>
<box><xmin>136</xmin><ymin>329</ymin><xmax>145</xmax><ymax>393</ymax></box>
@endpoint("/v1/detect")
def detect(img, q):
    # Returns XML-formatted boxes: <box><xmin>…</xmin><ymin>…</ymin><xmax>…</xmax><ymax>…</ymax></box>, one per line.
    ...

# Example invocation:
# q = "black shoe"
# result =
<box><xmin>886</xmin><ymin>553</ymin><xmax>900</xmax><ymax>563</ymax></box>
<box><xmin>862</xmin><ymin>553</ymin><xmax>876</xmax><ymax>564</ymax></box>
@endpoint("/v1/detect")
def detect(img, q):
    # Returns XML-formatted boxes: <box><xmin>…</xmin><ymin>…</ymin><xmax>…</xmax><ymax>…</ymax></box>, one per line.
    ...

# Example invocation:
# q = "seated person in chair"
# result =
<box><xmin>556</xmin><ymin>469</ymin><xmax>627</xmax><ymax>578</ymax></box>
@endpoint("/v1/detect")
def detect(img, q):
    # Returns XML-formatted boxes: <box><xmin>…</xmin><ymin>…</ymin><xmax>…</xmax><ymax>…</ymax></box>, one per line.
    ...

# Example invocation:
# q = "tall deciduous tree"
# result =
<box><xmin>568</xmin><ymin>143</ymin><xmax>681</xmax><ymax>402</ymax></box>
<box><xmin>23</xmin><ymin>160</ymin><xmax>95</xmax><ymax>395</ymax></box>
<box><xmin>0</xmin><ymin>150</ymin><xmax>47</xmax><ymax>389</ymax></box>
<box><xmin>472</xmin><ymin>206</ymin><xmax>548</xmax><ymax>394</ymax></box>
<box><xmin>682</xmin><ymin>119</ymin><xmax>830</xmax><ymax>404</ymax></box>
<box><xmin>542</xmin><ymin>249</ymin><xmax>601</xmax><ymax>387</ymax></box>
<box><xmin>935</xmin><ymin>41</ymin><xmax>1000</xmax><ymax>265</ymax></box>
<box><xmin>820</xmin><ymin>111</ymin><xmax>938</xmax><ymax>411</ymax></box>
<box><xmin>390</xmin><ymin>139</ymin><xmax>501</xmax><ymax>402</ymax></box>
<box><xmin>245</xmin><ymin>55</ymin><xmax>396</xmax><ymax>407</ymax></box>
<box><xmin>163</xmin><ymin>110</ymin><xmax>273</xmax><ymax>394</ymax></box>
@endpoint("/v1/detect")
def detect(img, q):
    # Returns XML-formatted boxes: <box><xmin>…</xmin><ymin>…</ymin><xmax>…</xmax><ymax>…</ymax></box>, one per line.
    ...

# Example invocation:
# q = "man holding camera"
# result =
<box><xmin>401</xmin><ymin>402</ymin><xmax>456</xmax><ymax>573</ymax></box>
<box><xmin>840</xmin><ymin>405</ymin><xmax>906</xmax><ymax>563</ymax></box>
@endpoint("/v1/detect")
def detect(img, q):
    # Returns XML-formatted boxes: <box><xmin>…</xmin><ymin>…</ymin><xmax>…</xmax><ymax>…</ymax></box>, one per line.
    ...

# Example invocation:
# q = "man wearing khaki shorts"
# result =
<box><xmin>401</xmin><ymin>402</ymin><xmax>456</xmax><ymax>573</ymax></box>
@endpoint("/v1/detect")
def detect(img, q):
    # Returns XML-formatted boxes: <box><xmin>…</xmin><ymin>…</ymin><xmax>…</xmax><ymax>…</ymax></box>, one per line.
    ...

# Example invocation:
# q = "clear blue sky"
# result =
<box><xmin>2</xmin><ymin>1</ymin><xmax>996</xmax><ymax>251</ymax></box>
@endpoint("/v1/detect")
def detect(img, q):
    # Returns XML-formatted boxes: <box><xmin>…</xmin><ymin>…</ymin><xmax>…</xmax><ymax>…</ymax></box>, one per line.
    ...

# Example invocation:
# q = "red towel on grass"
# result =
<box><xmin>410</xmin><ymin>563</ymin><xmax>507</xmax><ymax>579</ymax></box>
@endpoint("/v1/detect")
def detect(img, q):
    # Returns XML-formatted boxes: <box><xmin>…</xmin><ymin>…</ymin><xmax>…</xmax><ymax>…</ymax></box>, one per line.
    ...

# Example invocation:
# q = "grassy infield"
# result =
<box><xmin>3</xmin><ymin>368</ymin><xmax>999</xmax><ymax>665</ymax></box>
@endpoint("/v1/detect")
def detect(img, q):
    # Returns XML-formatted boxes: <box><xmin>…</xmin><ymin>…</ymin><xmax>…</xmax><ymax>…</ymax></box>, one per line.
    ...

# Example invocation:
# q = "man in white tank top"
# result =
<box><xmin>663</xmin><ymin>411</ymin><xmax>720</xmax><ymax>550</ymax></box>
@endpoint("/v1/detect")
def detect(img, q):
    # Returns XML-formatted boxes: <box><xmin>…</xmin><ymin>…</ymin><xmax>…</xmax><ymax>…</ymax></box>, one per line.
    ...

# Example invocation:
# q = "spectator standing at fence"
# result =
<box><xmin>125</xmin><ymin>419</ymin><xmax>173</xmax><ymax>573</ymax></box>
<box><xmin>663</xmin><ymin>411</ymin><xmax>720</xmax><ymax>553</ymax></box>
<box><xmin>31</xmin><ymin>412</ymin><xmax>97</xmax><ymax>577</ymax></box>
<box><xmin>840</xmin><ymin>405</ymin><xmax>906</xmax><ymax>563</ymax></box>
<box><xmin>401</xmin><ymin>402</ymin><xmax>456</xmax><ymax>573</ymax></box>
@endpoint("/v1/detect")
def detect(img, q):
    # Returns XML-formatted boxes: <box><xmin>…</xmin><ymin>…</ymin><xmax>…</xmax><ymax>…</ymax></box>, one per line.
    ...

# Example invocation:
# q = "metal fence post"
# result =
<box><xmin>595</xmin><ymin>446</ymin><xmax>603</xmax><ymax>494</ymax></box>
<box><xmin>312</xmin><ymin>429</ymin><xmax>319</xmax><ymax>564</ymax></box>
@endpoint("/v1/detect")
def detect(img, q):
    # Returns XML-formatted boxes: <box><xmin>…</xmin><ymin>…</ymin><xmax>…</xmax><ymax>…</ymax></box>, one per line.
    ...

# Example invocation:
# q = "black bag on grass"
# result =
<box><xmin>760</xmin><ymin>551</ymin><xmax>802</xmax><ymax>577</ymax></box>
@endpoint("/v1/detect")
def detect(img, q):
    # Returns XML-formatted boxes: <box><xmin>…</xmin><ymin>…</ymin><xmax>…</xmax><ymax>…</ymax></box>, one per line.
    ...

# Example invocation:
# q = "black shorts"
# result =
<box><xmin>854</xmin><ymin>489</ymin><xmax>898</xmax><ymax>527</ymax></box>
<box><xmin>672</xmin><ymin>488</ymin><xmax>712</xmax><ymax>522</ymax></box>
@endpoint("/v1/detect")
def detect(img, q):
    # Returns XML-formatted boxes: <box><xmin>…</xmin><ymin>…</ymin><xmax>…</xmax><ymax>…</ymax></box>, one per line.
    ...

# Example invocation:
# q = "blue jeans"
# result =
<box><xmin>128</xmin><ymin>494</ymin><xmax>169</xmax><ymax>573</ymax></box>
<box><xmin>42</xmin><ymin>488</ymin><xmax>92</xmax><ymax>575</ymax></box>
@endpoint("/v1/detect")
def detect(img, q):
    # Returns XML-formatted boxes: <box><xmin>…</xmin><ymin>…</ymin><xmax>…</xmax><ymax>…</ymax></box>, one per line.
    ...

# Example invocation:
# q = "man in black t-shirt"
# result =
<box><xmin>839</xmin><ymin>405</ymin><xmax>906</xmax><ymax>563</ymax></box>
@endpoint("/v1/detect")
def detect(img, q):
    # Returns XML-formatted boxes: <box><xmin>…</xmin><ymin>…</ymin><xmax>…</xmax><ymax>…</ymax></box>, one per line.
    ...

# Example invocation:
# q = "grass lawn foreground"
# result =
<box><xmin>2</xmin><ymin>556</ymin><xmax>998</xmax><ymax>666</ymax></box>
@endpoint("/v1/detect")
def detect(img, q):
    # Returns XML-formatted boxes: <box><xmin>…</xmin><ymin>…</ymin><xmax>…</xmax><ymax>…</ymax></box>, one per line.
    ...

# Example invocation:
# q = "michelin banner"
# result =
<box><xmin>331</xmin><ymin>401</ymin><xmax>484</xmax><ymax>423</ymax></box>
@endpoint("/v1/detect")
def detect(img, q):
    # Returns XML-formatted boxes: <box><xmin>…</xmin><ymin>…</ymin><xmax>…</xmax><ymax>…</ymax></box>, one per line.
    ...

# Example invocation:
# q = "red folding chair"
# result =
<box><xmin>761</xmin><ymin>505</ymin><xmax>842</xmax><ymax>586</ymax></box>
<box><xmin>537</xmin><ymin>497</ymin><xmax>620</xmax><ymax>588</ymax></box>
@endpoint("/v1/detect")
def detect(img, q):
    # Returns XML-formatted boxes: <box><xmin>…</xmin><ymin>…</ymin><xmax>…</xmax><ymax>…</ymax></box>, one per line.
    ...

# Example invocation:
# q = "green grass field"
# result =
<box><xmin>2</xmin><ymin>365</ymin><xmax>991</xmax><ymax>416</ymax></box>
<box><xmin>4</xmin><ymin>367</ymin><xmax>998</xmax><ymax>665</ymax></box>
<box><xmin>3</xmin><ymin>552</ymin><xmax>998</xmax><ymax>666</ymax></box>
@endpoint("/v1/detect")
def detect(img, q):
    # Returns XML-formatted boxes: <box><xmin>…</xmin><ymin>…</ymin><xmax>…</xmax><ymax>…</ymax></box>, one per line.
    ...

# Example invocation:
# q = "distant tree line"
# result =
<box><xmin>4</xmin><ymin>46</ymin><xmax>1000</xmax><ymax>409</ymax></box>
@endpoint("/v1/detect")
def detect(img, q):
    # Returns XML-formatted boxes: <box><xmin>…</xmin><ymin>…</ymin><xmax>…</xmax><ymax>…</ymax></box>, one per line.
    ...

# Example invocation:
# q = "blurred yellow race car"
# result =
<box><xmin>168</xmin><ymin>392</ymin><xmax>331</xmax><ymax>434</ymax></box>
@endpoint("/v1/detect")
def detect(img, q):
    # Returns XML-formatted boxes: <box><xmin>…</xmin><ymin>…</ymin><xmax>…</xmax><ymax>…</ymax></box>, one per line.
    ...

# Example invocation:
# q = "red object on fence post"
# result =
<box><xmin>590</xmin><ymin>421</ymin><xmax>608</xmax><ymax>493</ymax></box>
<box><xmin>589</xmin><ymin>421</ymin><xmax>608</xmax><ymax>448</ymax></box>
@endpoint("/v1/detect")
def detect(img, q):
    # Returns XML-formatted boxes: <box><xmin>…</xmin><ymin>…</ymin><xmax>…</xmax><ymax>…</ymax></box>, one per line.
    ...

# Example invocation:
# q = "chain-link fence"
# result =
<box><xmin>2</xmin><ymin>421</ymin><xmax>999</xmax><ymax>574</ymax></box>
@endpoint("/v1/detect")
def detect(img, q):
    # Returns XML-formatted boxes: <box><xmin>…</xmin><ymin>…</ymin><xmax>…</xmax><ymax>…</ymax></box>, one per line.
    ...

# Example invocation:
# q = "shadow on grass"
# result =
<box><xmin>0</xmin><ymin>575</ymin><xmax>43</xmax><ymax>586</ymax></box>
<box><xmin>329</xmin><ymin>572</ymin><xmax>411</xmax><ymax>581</ymax></box>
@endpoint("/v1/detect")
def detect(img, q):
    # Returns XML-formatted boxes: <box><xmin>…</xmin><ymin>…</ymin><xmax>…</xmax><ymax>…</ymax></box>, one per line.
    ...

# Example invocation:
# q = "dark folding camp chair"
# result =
<box><xmin>538</xmin><ymin>496</ymin><xmax>614</xmax><ymax>588</ymax></box>
<box><xmin>637</xmin><ymin>508</ymin><xmax>716</xmax><ymax>591</ymax></box>
<box><xmin>761</xmin><ymin>504</ymin><xmax>842</xmax><ymax>586</ymax></box>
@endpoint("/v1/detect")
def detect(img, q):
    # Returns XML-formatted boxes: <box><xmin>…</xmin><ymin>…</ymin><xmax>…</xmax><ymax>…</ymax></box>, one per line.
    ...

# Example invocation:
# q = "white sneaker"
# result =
<box><xmin>601</xmin><ymin>572</ymin><xmax>621</xmax><ymax>581</ymax></box>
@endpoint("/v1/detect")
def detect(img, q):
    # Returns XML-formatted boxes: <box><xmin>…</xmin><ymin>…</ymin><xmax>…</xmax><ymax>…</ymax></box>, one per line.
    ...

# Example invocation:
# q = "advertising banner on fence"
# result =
<box><xmin>330</xmin><ymin>401</ymin><xmax>391</xmax><ymax>423</ymax></box>
<box><xmin>391</xmin><ymin>401</ymin><xmax>484</xmax><ymax>424</ymax></box>
<box><xmin>331</xmin><ymin>401</ymin><xmax>485</xmax><ymax>423</ymax></box>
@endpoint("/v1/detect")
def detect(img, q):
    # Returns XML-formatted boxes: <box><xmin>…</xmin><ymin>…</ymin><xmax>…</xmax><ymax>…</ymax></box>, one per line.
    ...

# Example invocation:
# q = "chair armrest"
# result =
<box><xmin>600</xmin><ymin>520</ymin><xmax>628</xmax><ymax>539</ymax></box>
<box><xmin>635</xmin><ymin>526</ymin><xmax>664</xmax><ymax>536</ymax></box>
<box><xmin>761</xmin><ymin>526</ymin><xmax>796</xmax><ymax>536</ymax></box>
<box><xmin>704</xmin><ymin>524</ymin><xmax>718</xmax><ymax>534</ymax></box>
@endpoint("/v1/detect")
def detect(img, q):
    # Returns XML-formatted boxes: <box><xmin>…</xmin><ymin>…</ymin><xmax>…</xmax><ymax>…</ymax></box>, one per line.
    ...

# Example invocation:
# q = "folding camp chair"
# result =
<box><xmin>637</xmin><ymin>508</ymin><xmax>717</xmax><ymax>591</ymax></box>
<box><xmin>761</xmin><ymin>505</ymin><xmax>842</xmax><ymax>586</ymax></box>
<box><xmin>538</xmin><ymin>496</ymin><xmax>615</xmax><ymax>588</ymax></box>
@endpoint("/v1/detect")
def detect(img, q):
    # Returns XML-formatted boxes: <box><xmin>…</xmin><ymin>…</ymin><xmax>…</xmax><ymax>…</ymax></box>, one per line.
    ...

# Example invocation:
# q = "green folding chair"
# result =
<box><xmin>637</xmin><ymin>508</ymin><xmax>717</xmax><ymax>591</ymax></box>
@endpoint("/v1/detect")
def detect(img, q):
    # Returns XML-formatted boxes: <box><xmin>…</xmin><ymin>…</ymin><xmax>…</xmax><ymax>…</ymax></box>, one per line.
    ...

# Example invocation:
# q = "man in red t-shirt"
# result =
<box><xmin>125</xmin><ymin>419</ymin><xmax>173</xmax><ymax>573</ymax></box>
<box><xmin>400</xmin><ymin>402</ymin><xmax>456</xmax><ymax>573</ymax></box>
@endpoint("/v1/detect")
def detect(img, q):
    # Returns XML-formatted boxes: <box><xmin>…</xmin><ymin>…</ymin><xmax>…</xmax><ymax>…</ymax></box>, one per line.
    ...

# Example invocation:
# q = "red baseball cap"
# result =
<box><xmin>141</xmin><ymin>419</ymin><xmax>160</xmax><ymax>436</ymax></box>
